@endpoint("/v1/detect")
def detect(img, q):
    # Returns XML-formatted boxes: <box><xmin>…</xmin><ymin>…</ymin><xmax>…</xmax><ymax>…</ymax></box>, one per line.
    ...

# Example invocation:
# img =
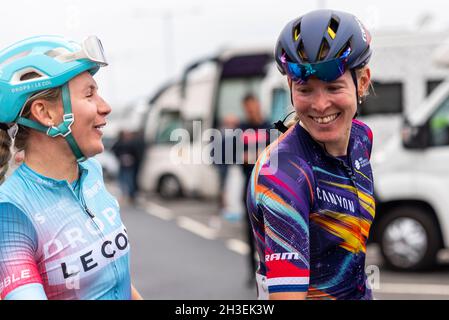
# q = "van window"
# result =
<box><xmin>429</xmin><ymin>96</ymin><xmax>449</xmax><ymax>147</ymax></box>
<box><xmin>427</xmin><ymin>79</ymin><xmax>444</xmax><ymax>96</ymax></box>
<box><xmin>359</xmin><ymin>81</ymin><xmax>403</xmax><ymax>115</ymax></box>
<box><xmin>155</xmin><ymin>110</ymin><xmax>183</xmax><ymax>144</ymax></box>
<box><xmin>215</xmin><ymin>78</ymin><xmax>262</xmax><ymax>125</ymax></box>
<box><xmin>214</xmin><ymin>54</ymin><xmax>272</xmax><ymax>128</ymax></box>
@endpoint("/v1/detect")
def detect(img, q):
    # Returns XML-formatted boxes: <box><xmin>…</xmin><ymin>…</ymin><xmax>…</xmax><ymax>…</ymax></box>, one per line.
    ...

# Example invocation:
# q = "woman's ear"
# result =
<box><xmin>29</xmin><ymin>99</ymin><xmax>61</xmax><ymax>127</ymax></box>
<box><xmin>358</xmin><ymin>67</ymin><xmax>371</xmax><ymax>96</ymax></box>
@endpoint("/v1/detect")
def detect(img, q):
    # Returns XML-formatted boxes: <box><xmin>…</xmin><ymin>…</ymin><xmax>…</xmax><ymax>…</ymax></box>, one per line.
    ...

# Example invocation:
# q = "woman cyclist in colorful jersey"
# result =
<box><xmin>247</xmin><ymin>9</ymin><xmax>375</xmax><ymax>300</ymax></box>
<box><xmin>0</xmin><ymin>35</ymin><xmax>142</xmax><ymax>300</ymax></box>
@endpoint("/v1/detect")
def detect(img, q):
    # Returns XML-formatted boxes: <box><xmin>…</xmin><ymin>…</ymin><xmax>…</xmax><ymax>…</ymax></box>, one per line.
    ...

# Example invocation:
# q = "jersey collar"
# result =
<box><xmin>295</xmin><ymin>121</ymin><xmax>357</xmax><ymax>165</ymax></box>
<box><xmin>18</xmin><ymin>161</ymin><xmax>90</xmax><ymax>188</ymax></box>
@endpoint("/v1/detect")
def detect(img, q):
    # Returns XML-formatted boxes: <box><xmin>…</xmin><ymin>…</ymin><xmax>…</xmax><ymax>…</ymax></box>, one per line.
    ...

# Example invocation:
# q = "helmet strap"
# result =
<box><xmin>350</xmin><ymin>69</ymin><xmax>360</xmax><ymax>119</ymax></box>
<box><xmin>15</xmin><ymin>84</ymin><xmax>86</xmax><ymax>162</ymax></box>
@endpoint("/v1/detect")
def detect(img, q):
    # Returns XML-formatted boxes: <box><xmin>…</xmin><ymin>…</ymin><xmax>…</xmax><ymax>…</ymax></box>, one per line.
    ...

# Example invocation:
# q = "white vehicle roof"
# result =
<box><xmin>215</xmin><ymin>46</ymin><xmax>272</xmax><ymax>61</ymax></box>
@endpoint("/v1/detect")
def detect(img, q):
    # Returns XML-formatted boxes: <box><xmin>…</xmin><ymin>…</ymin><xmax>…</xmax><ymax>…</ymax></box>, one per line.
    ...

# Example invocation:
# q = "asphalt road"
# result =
<box><xmin>120</xmin><ymin>201</ymin><xmax>256</xmax><ymax>299</ymax></box>
<box><xmin>112</xmin><ymin>184</ymin><xmax>449</xmax><ymax>300</ymax></box>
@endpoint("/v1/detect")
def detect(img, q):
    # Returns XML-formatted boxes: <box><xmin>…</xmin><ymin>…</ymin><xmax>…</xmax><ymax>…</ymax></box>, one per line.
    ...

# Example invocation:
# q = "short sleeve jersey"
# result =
<box><xmin>247</xmin><ymin>120</ymin><xmax>375</xmax><ymax>300</ymax></box>
<box><xmin>0</xmin><ymin>158</ymin><xmax>131</xmax><ymax>300</ymax></box>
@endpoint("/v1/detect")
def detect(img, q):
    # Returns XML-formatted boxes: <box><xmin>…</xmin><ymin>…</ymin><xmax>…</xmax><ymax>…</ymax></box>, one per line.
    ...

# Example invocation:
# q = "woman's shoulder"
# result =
<box><xmin>352</xmin><ymin>119</ymin><xmax>373</xmax><ymax>143</ymax></box>
<box><xmin>262</xmin><ymin>124</ymin><xmax>311</xmax><ymax>164</ymax></box>
<box><xmin>255</xmin><ymin>129</ymin><xmax>314</xmax><ymax>183</ymax></box>
<box><xmin>0</xmin><ymin>197</ymin><xmax>30</xmax><ymax>225</ymax></box>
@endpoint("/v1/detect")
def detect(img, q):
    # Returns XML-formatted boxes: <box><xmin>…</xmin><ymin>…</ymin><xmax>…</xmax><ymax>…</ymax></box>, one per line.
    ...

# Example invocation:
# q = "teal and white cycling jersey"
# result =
<box><xmin>0</xmin><ymin>158</ymin><xmax>131</xmax><ymax>300</ymax></box>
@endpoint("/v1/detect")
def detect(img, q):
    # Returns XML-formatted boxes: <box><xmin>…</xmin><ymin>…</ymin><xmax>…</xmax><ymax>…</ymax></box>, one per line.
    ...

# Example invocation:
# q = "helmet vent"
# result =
<box><xmin>45</xmin><ymin>47</ymin><xmax>71</xmax><ymax>58</ymax></box>
<box><xmin>293</xmin><ymin>21</ymin><xmax>301</xmax><ymax>41</ymax></box>
<box><xmin>336</xmin><ymin>41</ymin><xmax>352</xmax><ymax>59</ymax></box>
<box><xmin>328</xmin><ymin>16</ymin><xmax>340</xmax><ymax>39</ymax></box>
<box><xmin>298</xmin><ymin>40</ymin><xmax>309</xmax><ymax>62</ymax></box>
<box><xmin>0</xmin><ymin>50</ymin><xmax>31</xmax><ymax>69</ymax></box>
<box><xmin>281</xmin><ymin>49</ymin><xmax>294</xmax><ymax>63</ymax></box>
<box><xmin>11</xmin><ymin>67</ymin><xmax>47</xmax><ymax>84</ymax></box>
<box><xmin>317</xmin><ymin>38</ymin><xmax>330</xmax><ymax>61</ymax></box>
<box><xmin>20</xmin><ymin>71</ymin><xmax>42</xmax><ymax>81</ymax></box>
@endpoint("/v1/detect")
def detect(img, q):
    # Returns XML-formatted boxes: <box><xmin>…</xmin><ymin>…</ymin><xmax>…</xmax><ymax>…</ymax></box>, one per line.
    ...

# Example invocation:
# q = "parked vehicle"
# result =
<box><xmin>371</xmin><ymin>79</ymin><xmax>449</xmax><ymax>270</ymax></box>
<box><xmin>138</xmin><ymin>47</ymin><xmax>273</xmax><ymax>198</ymax></box>
<box><xmin>369</xmin><ymin>39</ymin><xmax>449</xmax><ymax>270</ymax></box>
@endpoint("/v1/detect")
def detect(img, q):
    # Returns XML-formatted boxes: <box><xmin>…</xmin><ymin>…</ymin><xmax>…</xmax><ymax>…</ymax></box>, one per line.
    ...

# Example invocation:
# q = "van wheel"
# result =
<box><xmin>158</xmin><ymin>175</ymin><xmax>183</xmax><ymax>199</ymax></box>
<box><xmin>378</xmin><ymin>206</ymin><xmax>441</xmax><ymax>271</ymax></box>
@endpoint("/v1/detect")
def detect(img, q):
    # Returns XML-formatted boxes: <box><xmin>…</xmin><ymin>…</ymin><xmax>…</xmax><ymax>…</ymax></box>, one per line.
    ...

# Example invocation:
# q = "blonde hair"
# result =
<box><xmin>0</xmin><ymin>130</ymin><xmax>12</xmax><ymax>184</ymax></box>
<box><xmin>286</xmin><ymin>114</ymin><xmax>301</xmax><ymax>129</ymax></box>
<box><xmin>0</xmin><ymin>72</ymin><xmax>61</xmax><ymax>184</ymax></box>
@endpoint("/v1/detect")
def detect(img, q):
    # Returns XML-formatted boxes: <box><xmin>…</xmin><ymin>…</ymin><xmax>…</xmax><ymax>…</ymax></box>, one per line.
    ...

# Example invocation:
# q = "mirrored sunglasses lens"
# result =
<box><xmin>286</xmin><ymin>62</ymin><xmax>303</xmax><ymax>81</ymax></box>
<box><xmin>284</xmin><ymin>55</ymin><xmax>347</xmax><ymax>82</ymax></box>
<box><xmin>314</xmin><ymin>59</ymin><xmax>346</xmax><ymax>82</ymax></box>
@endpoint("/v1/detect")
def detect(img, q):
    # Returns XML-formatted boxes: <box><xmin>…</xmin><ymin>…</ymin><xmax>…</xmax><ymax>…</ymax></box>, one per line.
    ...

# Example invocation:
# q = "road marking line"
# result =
<box><xmin>145</xmin><ymin>202</ymin><xmax>174</xmax><ymax>221</ymax></box>
<box><xmin>226</xmin><ymin>239</ymin><xmax>250</xmax><ymax>255</ymax></box>
<box><xmin>375</xmin><ymin>283</ymin><xmax>449</xmax><ymax>296</ymax></box>
<box><xmin>177</xmin><ymin>216</ymin><xmax>217</xmax><ymax>240</ymax></box>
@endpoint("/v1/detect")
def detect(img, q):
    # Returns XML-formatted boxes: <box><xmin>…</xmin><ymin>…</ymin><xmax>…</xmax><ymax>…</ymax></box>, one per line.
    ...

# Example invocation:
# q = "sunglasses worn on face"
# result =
<box><xmin>281</xmin><ymin>47</ymin><xmax>351</xmax><ymax>83</ymax></box>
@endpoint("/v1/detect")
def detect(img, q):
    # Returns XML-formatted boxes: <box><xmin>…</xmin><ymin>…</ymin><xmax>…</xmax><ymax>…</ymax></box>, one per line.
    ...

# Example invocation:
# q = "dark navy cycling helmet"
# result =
<box><xmin>275</xmin><ymin>9</ymin><xmax>372</xmax><ymax>83</ymax></box>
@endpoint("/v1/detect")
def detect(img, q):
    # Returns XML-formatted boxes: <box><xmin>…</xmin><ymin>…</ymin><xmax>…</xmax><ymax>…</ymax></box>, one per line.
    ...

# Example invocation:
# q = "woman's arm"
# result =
<box><xmin>131</xmin><ymin>284</ymin><xmax>143</xmax><ymax>300</ymax></box>
<box><xmin>269</xmin><ymin>292</ymin><xmax>308</xmax><ymax>300</ymax></box>
<box><xmin>0</xmin><ymin>203</ymin><xmax>46</xmax><ymax>300</ymax></box>
<box><xmin>4</xmin><ymin>283</ymin><xmax>47</xmax><ymax>300</ymax></box>
<box><xmin>252</xmin><ymin>152</ymin><xmax>314</xmax><ymax>300</ymax></box>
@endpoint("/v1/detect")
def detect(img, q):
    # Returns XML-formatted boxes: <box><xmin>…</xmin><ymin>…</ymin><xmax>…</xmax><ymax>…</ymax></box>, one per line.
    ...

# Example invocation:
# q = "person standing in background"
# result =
<box><xmin>239</xmin><ymin>93</ymin><xmax>272</xmax><ymax>286</ymax></box>
<box><xmin>112</xmin><ymin>129</ymin><xmax>141</xmax><ymax>206</ymax></box>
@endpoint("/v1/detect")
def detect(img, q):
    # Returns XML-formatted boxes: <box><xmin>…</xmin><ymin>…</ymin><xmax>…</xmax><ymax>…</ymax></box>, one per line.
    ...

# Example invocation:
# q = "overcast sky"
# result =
<box><xmin>0</xmin><ymin>0</ymin><xmax>448</xmax><ymax>110</ymax></box>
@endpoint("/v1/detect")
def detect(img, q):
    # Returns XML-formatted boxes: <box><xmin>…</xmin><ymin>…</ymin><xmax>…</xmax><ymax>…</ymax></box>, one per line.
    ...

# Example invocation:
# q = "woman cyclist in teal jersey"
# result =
<box><xmin>247</xmin><ymin>9</ymin><xmax>376</xmax><ymax>300</ymax></box>
<box><xmin>0</xmin><ymin>35</ymin><xmax>142</xmax><ymax>300</ymax></box>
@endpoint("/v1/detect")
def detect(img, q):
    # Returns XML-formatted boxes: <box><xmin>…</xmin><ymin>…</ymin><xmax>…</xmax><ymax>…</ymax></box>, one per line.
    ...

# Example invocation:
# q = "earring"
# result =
<box><xmin>358</xmin><ymin>96</ymin><xmax>363</xmax><ymax>104</ymax></box>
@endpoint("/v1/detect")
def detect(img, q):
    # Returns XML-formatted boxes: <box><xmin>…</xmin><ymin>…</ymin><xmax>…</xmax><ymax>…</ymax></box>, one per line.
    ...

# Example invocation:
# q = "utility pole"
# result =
<box><xmin>162</xmin><ymin>11</ymin><xmax>175</xmax><ymax>76</ymax></box>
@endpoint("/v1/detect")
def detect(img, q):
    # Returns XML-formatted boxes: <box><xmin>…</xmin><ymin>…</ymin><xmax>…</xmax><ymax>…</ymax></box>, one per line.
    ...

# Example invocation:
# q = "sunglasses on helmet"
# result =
<box><xmin>56</xmin><ymin>35</ymin><xmax>108</xmax><ymax>66</ymax></box>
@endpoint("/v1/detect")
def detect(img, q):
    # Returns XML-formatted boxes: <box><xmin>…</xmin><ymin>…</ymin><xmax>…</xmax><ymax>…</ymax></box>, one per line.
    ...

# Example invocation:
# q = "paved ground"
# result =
<box><xmin>122</xmin><ymin>203</ymin><xmax>256</xmax><ymax>299</ymax></box>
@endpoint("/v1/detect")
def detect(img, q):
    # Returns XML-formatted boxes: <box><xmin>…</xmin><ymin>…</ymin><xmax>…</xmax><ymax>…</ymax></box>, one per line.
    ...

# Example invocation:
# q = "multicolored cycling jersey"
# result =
<box><xmin>0</xmin><ymin>158</ymin><xmax>131</xmax><ymax>300</ymax></box>
<box><xmin>247</xmin><ymin>119</ymin><xmax>375</xmax><ymax>300</ymax></box>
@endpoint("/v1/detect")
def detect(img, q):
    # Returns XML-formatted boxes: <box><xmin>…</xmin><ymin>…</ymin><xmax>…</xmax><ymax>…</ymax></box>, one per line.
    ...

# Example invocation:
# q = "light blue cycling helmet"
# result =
<box><xmin>0</xmin><ymin>35</ymin><xmax>108</xmax><ymax>161</ymax></box>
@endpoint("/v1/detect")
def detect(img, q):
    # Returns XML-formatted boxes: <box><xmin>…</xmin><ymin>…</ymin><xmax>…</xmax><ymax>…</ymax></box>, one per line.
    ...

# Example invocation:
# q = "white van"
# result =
<box><xmin>138</xmin><ymin>47</ymin><xmax>274</xmax><ymax>198</ymax></box>
<box><xmin>371</xmin><ymin>80</ymin><xmax>449</xmax><ymax>271</ymax></box>
<box><xmin>369</xmin><ymin>37</ymin><xmax>449</xmax><ymax>271</ymax></box>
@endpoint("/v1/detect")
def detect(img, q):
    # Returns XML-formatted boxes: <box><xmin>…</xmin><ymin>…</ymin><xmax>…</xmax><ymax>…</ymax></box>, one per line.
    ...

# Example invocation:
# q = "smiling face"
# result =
<box><xmin>289</xmin><ymin>68</ymin><xmax>370</xmax><ymax>156</ymax></box>
<box><xmin>67</xmin><ymin>71</ymin><xmax>111</xmax><ymax>158</ymax></box>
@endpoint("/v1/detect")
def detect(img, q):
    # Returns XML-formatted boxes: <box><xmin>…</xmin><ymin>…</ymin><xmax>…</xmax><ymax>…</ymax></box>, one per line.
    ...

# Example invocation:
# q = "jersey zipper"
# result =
<box><xmin>79</xmin><ymin>192</ymin><xmax>95</xmax><ymax>219</ymax></box>
<box><xmin>68</xmin><ymin>178</ymin><xmax>121</xmax><ymax>293</ymax></box>
<box><xmin>336</xmin><ymin>157</ymin><xmax>364</xmax><ymax>252</ymax></box>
